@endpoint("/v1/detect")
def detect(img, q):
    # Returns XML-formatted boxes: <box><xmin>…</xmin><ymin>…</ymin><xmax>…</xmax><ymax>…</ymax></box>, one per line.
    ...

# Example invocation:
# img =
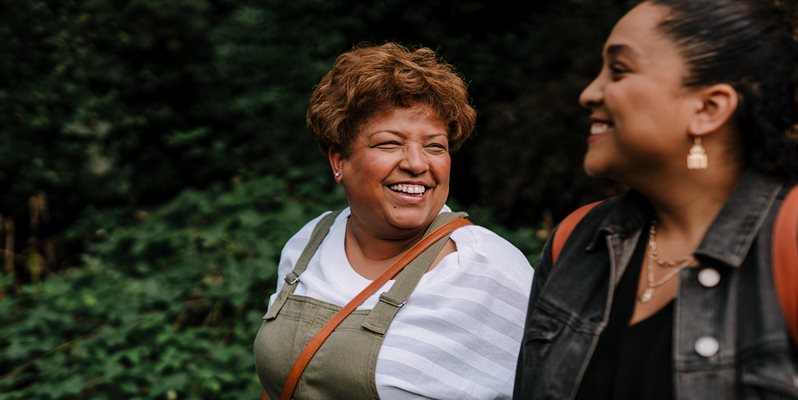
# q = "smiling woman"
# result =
<box><xmin>253</xmin><ymin>43</ymin><xmax>533</xmax><ymax>400</ymax></box>
<box><xmin>515</xmin><ymin>1</ymin><xmax>798</xmax><ymax>399</ymax></box>
<box><xmin>578</xmin><ymin>4</ymin><xmax>697</xmax><ymax>182</ymax></box>
<box><xmin>329</xmin><ymin>106</ymin><xmax>452</xmax><ymax>251</ymax></box>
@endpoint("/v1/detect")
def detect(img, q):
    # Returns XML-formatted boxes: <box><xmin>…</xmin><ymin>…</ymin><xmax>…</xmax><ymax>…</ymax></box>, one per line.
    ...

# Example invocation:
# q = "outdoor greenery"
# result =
<box><xmin>1</xmin><ymin>0</ymin><xmax>625</xmax><ymax>398</ymax></box>
<box><xmin>2</xmin><ymin>175</ymin><xmax>346</xmax><ymax>399</ymax></box>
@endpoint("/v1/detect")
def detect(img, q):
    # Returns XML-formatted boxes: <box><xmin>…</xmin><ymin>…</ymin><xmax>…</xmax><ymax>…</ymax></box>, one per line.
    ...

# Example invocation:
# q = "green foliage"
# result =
<box><xmin>0</xmin><ymin>174</ymin><xmax>538</xmax><ymax>398</ymax></box>
<box><xmin>0</xmin><ymin>0</ymin><xmax>625</xmax><ymax>239</ymax></box>
<box><xmin>0</xmin><ymin>175</ymin><xmax>346</xmax><ymax>399</ymax></box>
<box><xmin>0</xmin><ymin>0</ymin><xmax>626</xmax><ymax>397</ymax></box>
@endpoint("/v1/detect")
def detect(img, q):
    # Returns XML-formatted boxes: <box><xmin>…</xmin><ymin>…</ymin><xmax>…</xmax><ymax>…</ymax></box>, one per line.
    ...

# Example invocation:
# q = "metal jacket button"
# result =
<box><xmin>698</xmin><ymin>268</ymin><xmax>721</xmax><ymax>288</ymax></box>
<box><xmin>695</xmin><ymin>336</ymin><xmax>719</xmax><ymax>357</ymax></box>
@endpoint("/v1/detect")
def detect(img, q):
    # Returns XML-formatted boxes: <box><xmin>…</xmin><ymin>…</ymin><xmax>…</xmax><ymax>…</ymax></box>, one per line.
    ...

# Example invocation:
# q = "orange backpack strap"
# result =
<box><xmin>551</xmin><ymin>200</ymin><xmax>604</xmax><ymax>265</ymax></box>
<box><xmin>773</xmin><ymin>184</ymin><xmax>798</xmax><ymax>346</ymax></box>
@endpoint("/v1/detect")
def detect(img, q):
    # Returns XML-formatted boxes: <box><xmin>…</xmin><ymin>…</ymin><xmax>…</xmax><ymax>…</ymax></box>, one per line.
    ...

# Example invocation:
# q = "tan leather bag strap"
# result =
<box><xmin>551</xmin><ymin>200</ymin><xmax>604</xmax><ymax>265</ymax></box>
<box><xmin>280</xmin><ymin>216</ymin><xmax>472</xmax><ymax>400</ymax></box>
<box><xmin>773</xmin><ymin>185</ymin><xmax>798</xmax><ymax>346</ymax></box>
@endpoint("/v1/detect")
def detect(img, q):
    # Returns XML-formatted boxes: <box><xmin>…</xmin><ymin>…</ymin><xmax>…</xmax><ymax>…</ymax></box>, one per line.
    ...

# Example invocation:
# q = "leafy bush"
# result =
<box><xmin>0</xmin><ymin>173</ymin><xmax>541</xmax><ymax>399</ymax></box>
<box><xmin>2</xmin><ymin>0</ymin><xmax>624</xmax><ymax>397</ymax></box>
<box><xmin>0</xmin><ymin>175</ymin><xmax>347</xmax><ymax>399</ymax></box>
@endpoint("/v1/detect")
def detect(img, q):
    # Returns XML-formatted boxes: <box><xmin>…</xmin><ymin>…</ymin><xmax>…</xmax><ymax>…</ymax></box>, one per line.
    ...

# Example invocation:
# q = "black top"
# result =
<box><xmin>575</xmin><ymin>227</ymin><xmax>674</xmax><ymax>400</ymax></box>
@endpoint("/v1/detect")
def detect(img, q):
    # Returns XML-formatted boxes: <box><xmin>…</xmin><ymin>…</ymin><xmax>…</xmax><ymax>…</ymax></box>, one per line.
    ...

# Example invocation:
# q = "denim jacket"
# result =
<box><xmin>514</xmin><ymin>170</ymin><xmax>798</xmax><ymax>400</ymax></box>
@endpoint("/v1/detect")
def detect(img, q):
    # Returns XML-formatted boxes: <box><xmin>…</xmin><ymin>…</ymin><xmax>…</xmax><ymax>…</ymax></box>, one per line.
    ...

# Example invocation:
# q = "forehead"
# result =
<box><xmin>605</xmin><ymin>2</ymin><xmax>676</xmax><ymax>57</ymax></box>
<box><xmin>361</xmin><ymin>104</ymin><xmax>445</xmax><ymax>130</ymax></box>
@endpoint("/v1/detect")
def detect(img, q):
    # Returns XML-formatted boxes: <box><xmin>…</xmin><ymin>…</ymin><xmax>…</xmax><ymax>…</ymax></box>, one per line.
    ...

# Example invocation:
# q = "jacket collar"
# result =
<box><xmin>587</xmin><ymin>170</ymin><xmax>782</xmax><ymax>268</ymax></box>
<box><xmin>695</xmin><ymin>170</ymin><xmax>782</xmax><ymax>268</ymax></box>
<box><xmin>587</xmin><ymin>190</ymin><xmax>651</xmax><ymax>251</ymax></box>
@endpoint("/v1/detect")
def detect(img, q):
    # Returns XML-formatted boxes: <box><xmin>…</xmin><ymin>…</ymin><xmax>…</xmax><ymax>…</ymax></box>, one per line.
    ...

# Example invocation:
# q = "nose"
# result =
<box><xmin>399</xmin><ymin>144</ymin><xmax>428</xmax><ymax>175</ymax></box>
<box><xmin>579</xmin><ymin>73</ymin><xmax>603</xmax><ymax>109</ymax></box>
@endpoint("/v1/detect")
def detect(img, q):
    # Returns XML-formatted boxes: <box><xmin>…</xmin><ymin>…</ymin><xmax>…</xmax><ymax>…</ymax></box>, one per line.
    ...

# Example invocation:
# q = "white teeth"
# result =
<box><xmin>389</xmin><ymin>184</ymin><xmax>426</xmax><ymax>194</ymax></box>
<box><xmin>591</xmin><ymin>123</ymin><xmax>610</xmax><ymax>134</ymax></box>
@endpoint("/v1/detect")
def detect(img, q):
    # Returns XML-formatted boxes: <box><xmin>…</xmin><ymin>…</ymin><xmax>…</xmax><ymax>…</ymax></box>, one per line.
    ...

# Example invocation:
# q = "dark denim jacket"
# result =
<box><xmin>515</xmin><ymin>170</ymin><xmax>798</xmax><ymax>400</ymax></box>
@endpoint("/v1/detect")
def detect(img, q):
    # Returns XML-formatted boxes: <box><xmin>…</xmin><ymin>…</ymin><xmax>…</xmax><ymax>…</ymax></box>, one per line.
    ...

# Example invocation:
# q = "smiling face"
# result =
<box><xmin>578</xmin><ymin>2</ymin><xmax>700</xmax><ymax>182</ymax></box>
<box><xmin>329</xmin><ymin>104</ymin><xmax>450</xmax><ymax>240</ymax></box>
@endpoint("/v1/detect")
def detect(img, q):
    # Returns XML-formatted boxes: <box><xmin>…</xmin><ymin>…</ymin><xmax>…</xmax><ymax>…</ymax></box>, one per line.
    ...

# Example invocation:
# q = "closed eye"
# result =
<box><xmin>375</xmin><ymin>141</ymin><xmax>402</xmax><ymax>150</ymax></box>
<box><xmin>425</xmin><ymin>143</ymin><xmax>448</xmax><ymax>154</ymax></box>
<box><xmin>608</xmin><ymin>62</ymin><xmax>629</xmax><ymax>81</ymax></box>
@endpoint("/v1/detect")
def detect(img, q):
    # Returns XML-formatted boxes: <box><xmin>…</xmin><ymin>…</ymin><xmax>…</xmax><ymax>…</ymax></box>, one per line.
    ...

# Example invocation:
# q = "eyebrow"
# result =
<box><xmin>606</xmin><ymin>44</ymin><xmax>640</xmax><ymax>59</ymax></box>
<box><xmin>367</xmin><ymin>130</ymin><xmax>447</xmax><ymax>140</ymax></box>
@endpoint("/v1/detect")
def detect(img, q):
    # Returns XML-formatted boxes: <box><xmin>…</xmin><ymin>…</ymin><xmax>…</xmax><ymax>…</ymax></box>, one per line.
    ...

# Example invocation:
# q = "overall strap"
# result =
<box><xmin>362</xmin><ymin>211</ymin><xmax>469</xmax><ymax>334</ymax></box>
<box><xmin>280</xmin><ymin>214</ymin><xmax>472</xmax><ymax>400</ymax></box>
<box><xmin>264</xmin><ymin>210</ymin><xmax>342</xmax><ymax>320</ymax></box>
<box><xmin>773</xmin><ymin>184</ymin><xmax>798</xmax><ymax>346</ymax></box>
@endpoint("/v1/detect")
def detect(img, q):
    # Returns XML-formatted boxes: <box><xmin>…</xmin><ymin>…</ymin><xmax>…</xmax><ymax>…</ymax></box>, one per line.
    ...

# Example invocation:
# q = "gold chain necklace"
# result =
<box><xmin>638</xmin><ymin>218</ymin><xmax>696</xmax><ymax>303</ymax></box>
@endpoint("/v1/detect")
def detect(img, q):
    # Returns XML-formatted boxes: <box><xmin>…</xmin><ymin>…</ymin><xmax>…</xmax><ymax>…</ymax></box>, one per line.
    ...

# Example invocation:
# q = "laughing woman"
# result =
<box><xmin>254</xmin><ymin>43</ymin><xmax>532</xmax><ymax>400</ymax></box>
<box><xmin>515</xmin><ymin>0</ymin><xmax>798</xmax><ymax>399</ymax></box>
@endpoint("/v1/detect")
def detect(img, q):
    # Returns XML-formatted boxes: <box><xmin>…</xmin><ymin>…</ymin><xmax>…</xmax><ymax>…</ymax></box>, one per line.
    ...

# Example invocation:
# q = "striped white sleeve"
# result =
<box><xmin>376</xmin><ymin>224</ymin><xmax>533</xmax><ymax>400</ymax></box>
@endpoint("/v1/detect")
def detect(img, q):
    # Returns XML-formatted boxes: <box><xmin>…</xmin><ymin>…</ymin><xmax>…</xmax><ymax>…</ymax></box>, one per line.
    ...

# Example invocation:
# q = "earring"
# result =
<box><xmin>335</xmin><ymin>170</ymin><xmax>342</xmax><ymax>178</ymax></box>
<box><xmin>687</xmin><ymin>136</ymin><xmax>708</xmax><ymax>170</ymax></box>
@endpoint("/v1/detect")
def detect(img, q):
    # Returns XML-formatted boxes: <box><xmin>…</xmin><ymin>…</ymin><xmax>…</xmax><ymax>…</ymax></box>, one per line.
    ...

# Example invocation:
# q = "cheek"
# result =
<box><xmin>354</xmin><ymin>154</ymin><xmax>397</xmax><ymax>179</ymax></box>
<box><xmin>603</xmin><ymin>85</ymin><xmax>640</xmax><ymax>116</ymax></box>
<box><xmin>431</xmin><ymin>156</ymin><xmax>451</xmax><ymax>183</ymax></box>
<box><xmin>606</xmin><ymin>92</ymin><xmax>664</xmax><ymax>138</ymax></box>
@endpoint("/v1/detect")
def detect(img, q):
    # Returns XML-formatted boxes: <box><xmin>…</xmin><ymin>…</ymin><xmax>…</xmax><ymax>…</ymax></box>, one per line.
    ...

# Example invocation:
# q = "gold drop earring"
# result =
<box><xmin>687</xmin><ymin>136</ymin><xmax>708</xmax><ymax>170</ymax></box>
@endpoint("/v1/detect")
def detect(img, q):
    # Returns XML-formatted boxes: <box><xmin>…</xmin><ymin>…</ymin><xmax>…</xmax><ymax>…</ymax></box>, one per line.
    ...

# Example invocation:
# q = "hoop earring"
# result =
<box><xmin>687</xmin><ymin>136</ymin><xmax>708</xmax><ymax>170</ymax></box>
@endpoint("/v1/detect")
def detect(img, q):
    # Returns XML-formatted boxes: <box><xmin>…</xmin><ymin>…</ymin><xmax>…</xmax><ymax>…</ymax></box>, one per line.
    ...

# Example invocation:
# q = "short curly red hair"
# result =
<box><xmin>307</xmin><ymin>43</ymin><xmax>477</xmax><ymax>155</ymax></box>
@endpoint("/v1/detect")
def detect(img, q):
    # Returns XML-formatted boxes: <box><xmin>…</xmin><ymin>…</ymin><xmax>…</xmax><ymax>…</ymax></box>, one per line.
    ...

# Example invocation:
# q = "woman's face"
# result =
<box><xmin>578</xmin><ymin>2</ymin><xmax>698</xmax><ymax>181</ymax></box>
<box><xmin>330</xmin><ymin>104</ymin><xmax>450</xmax><ymax>239</ymax></box>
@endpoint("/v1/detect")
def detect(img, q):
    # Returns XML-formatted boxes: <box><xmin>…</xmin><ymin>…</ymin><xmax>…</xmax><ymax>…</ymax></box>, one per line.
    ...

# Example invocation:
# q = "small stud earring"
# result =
<box><xmin>687</xmin><ymin>136</ymin><xmax>708</xmax><ymax>170</ymax></box>
<box><xmin>335</xmin><ymin>171</ymin><xmax>342</xmax><ymax>178</ymax></box>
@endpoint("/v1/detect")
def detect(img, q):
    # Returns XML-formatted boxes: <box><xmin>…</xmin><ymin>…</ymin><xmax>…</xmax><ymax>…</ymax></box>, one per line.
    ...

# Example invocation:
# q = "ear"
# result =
<box><xmin>687</xmin><ymin>83</ymin><xmax>738</xmax><ymax>137</ymax></box>
<box><xmin>328</xmin><ymin>147</ymin><xmax>345</xmax><ymax>183</ymax></box>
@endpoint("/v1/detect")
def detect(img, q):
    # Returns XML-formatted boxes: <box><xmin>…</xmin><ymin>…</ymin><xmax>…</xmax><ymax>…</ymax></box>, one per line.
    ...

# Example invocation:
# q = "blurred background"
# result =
<box><xmin>0</xmin><ymin>0</ymin><xmax>626</xmax><ymax>398</ymax></box>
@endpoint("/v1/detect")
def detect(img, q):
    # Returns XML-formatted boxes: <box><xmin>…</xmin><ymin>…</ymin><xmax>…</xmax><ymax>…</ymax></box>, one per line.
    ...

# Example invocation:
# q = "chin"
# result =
<box><xmin>388</xmin><ymin>209</ymin><xmax>436</xmax><ymax>231</ymax></box>
<box><xmin>583</xmin><ymin>158</ymin><xmax>609</xmax><ymax>178</ymax></box>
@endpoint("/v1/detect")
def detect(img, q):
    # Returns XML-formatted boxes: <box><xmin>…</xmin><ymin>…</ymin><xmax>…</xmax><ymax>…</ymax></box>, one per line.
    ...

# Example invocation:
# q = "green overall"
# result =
<box><xmin>253</xmin><ymin>211</ymin><xmax>465</xmax><ymax>400</ymax></box>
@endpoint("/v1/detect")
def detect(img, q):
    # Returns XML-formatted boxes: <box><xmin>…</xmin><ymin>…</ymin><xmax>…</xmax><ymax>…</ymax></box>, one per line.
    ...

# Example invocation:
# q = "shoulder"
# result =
<box><xmin>555</xmin><ymin>192</ymin><xmax>643</xmax><ymax>243</ymax></box>
<box><xmin>452</xmin><ymin>224</ymin><xmax>531</xmax><ymax>266</ymax></box>
<box><xmin>450</xmin><ymin>224</ymin><xmax>533</xmax><ymax>291</ymax></box>
<box><xmin>541</xmin><ymin>193</ymin><xmax>639</xmax><ymax>269</ymax></box>
<box><xmin>279</xmin><ymin>209</ymin><xmax>347</xmax><ymax>267</ymax></box>
<box><xmin>283</xmin><ymin>211</ymin><xmax>334</xmax><ymax>249</ymax></box>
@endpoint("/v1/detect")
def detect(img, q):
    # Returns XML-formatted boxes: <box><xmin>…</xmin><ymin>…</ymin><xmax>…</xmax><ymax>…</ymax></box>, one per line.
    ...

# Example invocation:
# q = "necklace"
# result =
<box><xmin>650</xmin><ymin>232</ymin><xmax>694</xmax><ymax>269</ymax></box>
<box><xmin>638</xmin><ymin>218</ymin><xmax>696</xmax><ymax>303</ymax></box>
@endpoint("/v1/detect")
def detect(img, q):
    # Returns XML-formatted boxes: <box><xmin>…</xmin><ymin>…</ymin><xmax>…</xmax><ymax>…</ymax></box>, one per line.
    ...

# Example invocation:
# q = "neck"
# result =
<box><xmin>345</xmin><ymin>216</ymin><xmax>424</xmax><ymax>262</ymax></box>
<box><xmin>633</xmin><ymin>162</ymin><xmax>743</xmax><ymax>256</ymax></box>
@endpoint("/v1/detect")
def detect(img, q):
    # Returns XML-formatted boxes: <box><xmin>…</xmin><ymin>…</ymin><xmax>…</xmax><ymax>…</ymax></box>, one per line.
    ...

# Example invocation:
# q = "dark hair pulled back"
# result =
<box><xmin>648</xmin><ymin>0</ymin><xmax>798</xmax><ymax>182</ymax></box>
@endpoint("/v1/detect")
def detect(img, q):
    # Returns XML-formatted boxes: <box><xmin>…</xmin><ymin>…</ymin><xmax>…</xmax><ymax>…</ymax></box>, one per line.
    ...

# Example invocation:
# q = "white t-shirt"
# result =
<box><xmin>269</xmin><ymin>207</ymin><xmax>533</xmax><ymax>399</ymax></box>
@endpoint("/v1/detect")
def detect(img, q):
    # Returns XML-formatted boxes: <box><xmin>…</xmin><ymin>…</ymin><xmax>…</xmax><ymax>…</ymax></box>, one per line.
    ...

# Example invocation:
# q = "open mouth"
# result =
<box><xmin>388</xmin><ymin>183</ymin><xmax>427</xmax><ymax>197</ymax></box>
<box><xmin>588</xmin><ymin>120</ymin><xmax>613</xmax><ymax>143</ymax></box>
